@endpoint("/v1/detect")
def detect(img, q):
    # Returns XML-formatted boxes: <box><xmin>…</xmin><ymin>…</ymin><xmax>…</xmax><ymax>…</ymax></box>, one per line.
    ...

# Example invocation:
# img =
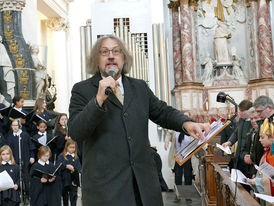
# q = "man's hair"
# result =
<box><xmin>253</xmin><ymin>96</ymin><xmax>274</xmax><ymax>108</ymax></box>
<box><xmin>247</xmin><ymin>107</ymin><xmax>256</xmax><ymax>115</ymax></box>
<box><xmin>87</xmin><ymin>35</ymin><xmax>133</xmax><ymax>74</ymax></box>
<box><xmin>238</xmin><ymin>100</ymin><xmax>253</xmax><ymax>111</ymax></box>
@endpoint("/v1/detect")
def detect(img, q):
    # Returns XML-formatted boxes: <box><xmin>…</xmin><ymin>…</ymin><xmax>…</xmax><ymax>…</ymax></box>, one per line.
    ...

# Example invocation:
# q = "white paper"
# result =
<box><xmin>230</xmin><ymin>169</ymin><xmax>250</xmax><ymax>186</ymax></box>
<box><xmin>0</xmin><ymin>170</ymin><xmax>14</xmax><ymax>191</ymax></box>
<box><xmin>255</xmin><ymin>162</ymin><xmax>274</xmax><ymax>181</ymax></box>
<box><xmin>177</xmin><ymin>119</ymin><xmax>225</xmax><ymax>161</ymax></box>
<box><xmin>254</xmin><ymin>193</ymin><xmax>274</xmax><ymax>203</ymax></box>
<box><xmin>216</xmin><ymin>143</ymin><xmax>232</xmax><ymax>154</ymax></box>
<box><xmin>198</xmin><ymin>119</ymin><xmax>224</xmax><ymax>145</ymax></box>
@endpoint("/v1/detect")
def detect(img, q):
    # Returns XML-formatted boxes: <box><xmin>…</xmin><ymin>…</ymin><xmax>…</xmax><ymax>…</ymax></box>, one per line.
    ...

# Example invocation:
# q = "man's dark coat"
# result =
<box><xmin>68</xmin><ymin>74</ymin><xmax>192</xmax><ymax>206</ymax></box>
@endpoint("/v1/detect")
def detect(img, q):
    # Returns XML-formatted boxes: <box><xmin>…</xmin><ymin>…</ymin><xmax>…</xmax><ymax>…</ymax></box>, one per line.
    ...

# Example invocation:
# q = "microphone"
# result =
<box><xmin>105</xmin><ymin>66</ymin><xmax>118</xmax><ymax>95</ymax></box>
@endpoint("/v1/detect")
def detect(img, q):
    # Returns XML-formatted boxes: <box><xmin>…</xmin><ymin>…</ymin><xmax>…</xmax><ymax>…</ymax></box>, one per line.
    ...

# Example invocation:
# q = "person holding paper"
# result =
<box><xmin>56</xmin><ymin>139</ymin><xmax>81</xmax><ymax>206</ymax></box>
<box><xmin>250</xmin><ymin>96</ymin><xmax>274</xmax><ymax>166</ymax></box>
<box><xmin>247</xmin><ymin>118</ymin><xmax>274</xmax><ymax>206</ymax></box>
<box><xmin>0</xmin><ymin>145</ymin><xmax>20</xmax><ymax>205</ymax></box>
<box><xmin>222</xmin><ymin>100</ymin><xmax>253</xmax><ymax>178</ymax></box>
<box><xmin>68</xmin><ymin>35</ymin><xmax>211</xmax><ymax>206</ymax></box>
<box><xmin>6</xmin><ymin>119</ymin><xmax>34</xmax><ymax>204</ymax></box>
<box><xmin>29</xmin><ymin>146</ymin><xmax>61</xmax><ymax>206</ymax></box>
<box><xmin>31</xmin><ymin>121</ymin><xmax>56</xmax><ymax>163</ymax></box>
<box><xmin>241</xmin><ymin>107</ymin><xmax>261</xmax><ymax>177</ymax></box>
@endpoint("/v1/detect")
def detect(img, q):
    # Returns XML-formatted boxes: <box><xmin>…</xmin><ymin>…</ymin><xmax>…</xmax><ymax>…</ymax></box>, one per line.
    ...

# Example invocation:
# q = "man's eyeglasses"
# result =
<box><xmin>100</xmin><ymin>48</ymin><xmax>122</xmax><ymax>56</ymax></box>
<box><xmin>256</xmin><ymin>107</ymin><xmax>266</xmax><ymax>113</ymax></box>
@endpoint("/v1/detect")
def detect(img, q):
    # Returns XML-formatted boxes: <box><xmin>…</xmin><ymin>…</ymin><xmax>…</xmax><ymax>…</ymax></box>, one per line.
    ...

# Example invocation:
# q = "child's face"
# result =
<box><xmin>11</xmin><ymin>121</ymin><xmax>20</xmax><ymax>133</ymax></box>
<box><xmin>42</xmin><ymin>101</ymin><xmax>47</xmax><ymax>110</ymax></box>
<box><xmin>259</xmin><ymin>134</ymin><xmax>273</xmax><ymax>148</ymax></box>
<box><xmin>67</xmin><ymin>144</ymin><xmax>76</xmax><ymax>154</ymax></box>
<box><xmin>40</xmin><ymin>152</ymin><xmax>50</xmax><ymax>162</ymax></box>
<box><xmin>1</xmin><ymin>150</ymin><xmax>11</xmax><ymax>162</ymax></box>
<box><xmin>37</xmin><ymin>123</ymin><xmax>47</xmax><ymax>133</ymax></box>
<box><xmin>59</xmin><ymin>116</ymin><xmax>67</xmax><ymax>127</ymax></box>
<box><xmin>16</xmin><ymin>98</ymin><xmax>24</xmax><ymax>108</ymax></box>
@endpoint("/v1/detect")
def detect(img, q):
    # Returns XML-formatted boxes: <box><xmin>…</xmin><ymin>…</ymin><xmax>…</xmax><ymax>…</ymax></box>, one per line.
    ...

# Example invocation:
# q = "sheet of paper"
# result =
<box><xmin>216</xmin><ymin>143</ymin><xmax>231</xmax><ymax>154</ymax></box>
<box><xmin>254</xmin><ymin>193</ymin><xmax>274</xmax><ymax>203</ymax></box>
<box><xmin>230</xmin><ymin>169</ymin><xmax>250</xmax><ymax>186</ymax></box>
<box><xmin>255</xmin><ymin>162</ymin><xmax>274</xmax><ymax>180</ymax></box>
<box><xmin>198</xmin><ymin>119</ymin><xmax>224</xmax><ymax>145</ymax></box>
<box><xmin>176</xmin><ymin>119</ymin><xmax>225</xmax><ymax>162</ymax></box>
<box><xmin>0</xmin><ymin>170</ymin><xmax>14</xmax><ymax>191</ymax></box>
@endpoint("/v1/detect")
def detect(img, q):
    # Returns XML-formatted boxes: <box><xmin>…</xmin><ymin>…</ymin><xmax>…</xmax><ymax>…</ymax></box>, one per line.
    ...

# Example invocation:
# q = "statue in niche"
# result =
<box><xmin>231</xmin><ymin>47</ymin><xmax>246</xmax><ymax>84</ymax></box>
<box><xmin>201</xmin><ymin>52</ymin><xmax>215</xmax><ymax>85</ymax></box>
<box><xmin>214</xmin><ymin>21</ymin><xmax>232</xmax><ymax>65</ymax></box>
<box><xmin>0</xmin><ymin>35</ymin><xmax>15</xmax><ymax>103</ymax></box>
<box><xmin>30</xmin><ymin>44</ymin><xmax>49</xmax><ymax>99</ymax></box>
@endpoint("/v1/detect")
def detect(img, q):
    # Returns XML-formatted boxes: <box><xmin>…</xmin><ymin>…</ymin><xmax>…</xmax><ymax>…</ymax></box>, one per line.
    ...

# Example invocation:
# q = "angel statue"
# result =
<box><xmin>30</xmin><ymin>44</ymin><xmax>49</xmax><ymax>99</ymax></box>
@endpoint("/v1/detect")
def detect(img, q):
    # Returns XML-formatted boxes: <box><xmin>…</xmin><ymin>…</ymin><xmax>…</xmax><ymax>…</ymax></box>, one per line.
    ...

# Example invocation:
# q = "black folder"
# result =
<box><xmin>0</xmin><ymin>107</ymin><xmax>26</xmax><ymax>120</ymax></box>
<box><xmin>26</xmin><ymin>111</ymin><xmax>47</xmax><ymax>125</ymax></box>
<box><xmin>0</xmin><ymin>107</ymin><xmax>11</xmax><ymax>117</ymax></box>
<box><xmin>32</xmin><ymin>163</ymin><xmax>62</xmax><ymax>180</ymax></box>
<box><xmin>31</xmin><ymin>135</ymin><xmax>58</xmax><ymax>147</ymax></box>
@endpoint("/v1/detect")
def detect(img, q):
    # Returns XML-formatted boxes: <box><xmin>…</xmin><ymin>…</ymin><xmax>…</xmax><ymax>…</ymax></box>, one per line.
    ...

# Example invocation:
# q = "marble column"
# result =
<box><xmin>246</xmin><ymin>0</ymin><xmax>260</xmax><ymax>80</ymax></box>
<box><xmin>180</xmin><ymin>0</ymin><xmax>193</xmax><ymax>82</ymax></box>
<box><xmin>257</xmin><ymin>0</ymin><xmax>274</xmax><ymax>78</ymax></box>
<box><xmin>168</xmin><ymin>1</ymin><xmax>183</xmax><ymax>85</ymax></box>
<box><xmin>189</xmin><ymin>1</ymin><xmax>198</xmax><ymax>82</ymax></box>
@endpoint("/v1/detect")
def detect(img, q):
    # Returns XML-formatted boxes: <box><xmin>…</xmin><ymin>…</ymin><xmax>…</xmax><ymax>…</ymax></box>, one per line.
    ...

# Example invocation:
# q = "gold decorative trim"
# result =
<box><xmin>15</xmin><ymin>54</ymin><xmax>25</xmax><ymax>68</ymax></box>
<box><xmin>20</xmin><ymin>86</ymin><xmax>30</xmax><ymax>100</ymax></box>
<box><xmin>4</xmin><ymin>10</ymin><xmax>12</xmax><ymax>24</ymax></box>
<box><xmin>19</xmin><ymin>70</ymin><xmax>29</xmax><ymax>84</ymax></box>
<box><xmin>9</xmin><ymin>39</ymin><xmax>18</xmax><ymax>54</ymax></box>
<box><xmin>4</xmin><ymin>25</ymin><xmax>13</xmax><ymax>40</ymax></box>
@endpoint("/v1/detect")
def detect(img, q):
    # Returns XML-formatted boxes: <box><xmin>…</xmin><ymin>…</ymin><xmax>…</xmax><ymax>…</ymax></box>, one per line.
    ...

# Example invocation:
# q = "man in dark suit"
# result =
<box><xmin>68</xmin><ymin>35</ymin><xmax>210</xmax><ymax>206</ymax></box>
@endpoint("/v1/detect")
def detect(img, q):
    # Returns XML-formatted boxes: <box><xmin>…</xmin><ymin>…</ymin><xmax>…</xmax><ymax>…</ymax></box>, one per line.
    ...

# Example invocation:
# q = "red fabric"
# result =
<box><xmin>265</xmin><ymin>149</ymin><xmax>274</xmax><ymax>196</ymax></box>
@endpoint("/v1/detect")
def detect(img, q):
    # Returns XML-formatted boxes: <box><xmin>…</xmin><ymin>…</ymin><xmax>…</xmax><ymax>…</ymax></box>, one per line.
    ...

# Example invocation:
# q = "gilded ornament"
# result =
<box><xmin>4</xmin><ymin>11</ymin><xmax>12</xmax><ymax>24</ymax></box>
<box><xmin>19</xmin><ymin>70</ymin><xmax>29</xmax><ymax>84</ymax></box>
<box><xmin>15</xmin><ymin>54</ymin><xmax>25</xmax><ymax>68</ymax></box>
<box><xmin>9</xmin><ymin>40</ymin><xmax>19</xmax><ymax>54</ymax></box>
<box><xmin>20</xmin><ymin>86</ymin><xmax>30</xmax><ymax>100</ymax></box>
<box><xmin>4</xmin><ymin>25</ymin><xmax>13</xmax><ymax>40</ymax></box>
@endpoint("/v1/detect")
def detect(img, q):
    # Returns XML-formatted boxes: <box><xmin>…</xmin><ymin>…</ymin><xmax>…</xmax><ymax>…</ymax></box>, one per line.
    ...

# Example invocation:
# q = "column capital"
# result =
<box><xmin>46</xmin><ymin>17</ymin><xmax>69</xmax><ymax>32</ymax></box>
<box><xmin>168</xmin><ymin>0</ymin><xmax>180</xmax><ymax>10</ymax></box>
<box><xmin>0</xmin><ymin>0</ymin><xmax>25</xmax><ymax>11</ymax></box>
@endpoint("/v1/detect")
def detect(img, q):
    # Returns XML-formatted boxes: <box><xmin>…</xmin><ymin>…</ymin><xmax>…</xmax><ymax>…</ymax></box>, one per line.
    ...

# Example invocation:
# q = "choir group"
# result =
<box><xmin>0</xmin><ymin>96</ymin><xmax>82</xmax><ymax>206</ymax></box>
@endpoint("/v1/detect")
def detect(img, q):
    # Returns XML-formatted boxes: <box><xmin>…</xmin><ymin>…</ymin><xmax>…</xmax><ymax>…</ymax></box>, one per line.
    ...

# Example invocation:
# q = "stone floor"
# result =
<box><xmin>75</xmin><ymin>185</ymin><xmax>202</xmax><ymax>206</ymax></box>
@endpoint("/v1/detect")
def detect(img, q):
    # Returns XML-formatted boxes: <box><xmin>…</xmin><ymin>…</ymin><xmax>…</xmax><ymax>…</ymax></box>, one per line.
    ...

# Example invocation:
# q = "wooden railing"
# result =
<box><xmin>199</xmin><ymin>145</ymin><xmax>260</xmax><ymax>206</ymax></box>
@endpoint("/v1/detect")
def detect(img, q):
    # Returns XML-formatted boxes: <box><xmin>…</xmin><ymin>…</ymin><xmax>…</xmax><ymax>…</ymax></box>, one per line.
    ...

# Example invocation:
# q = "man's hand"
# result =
<box><xmin>183</xmin><ymin>122</ymin><xmax>210</xmax><ymax>141</ymax></box>
<box><xmin>247</xmin><ymin>178</ymin><xmax>255</xmax><ymax>186</ymax></box>
<box><xmin>244</xmin><ymin>154</ymin><xmax>253</xmax><ymax>164</ymax></box>
<box><xmin>222</xmin><ymin>141</ymin><xmax>231</xmax><ymax>148</ymax></box>
<box><xmin>0</xmin><ymin>114</ymin><xmax>3</xmax><ymax>119</ymax></box>
<box><xmin>96</xmin><ymin>77</ymin><xmax>119</xmax><ymax>107</ymax></box>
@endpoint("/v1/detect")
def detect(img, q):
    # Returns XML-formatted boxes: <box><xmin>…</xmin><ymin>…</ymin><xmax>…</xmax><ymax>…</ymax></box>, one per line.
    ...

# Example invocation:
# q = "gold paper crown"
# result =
<box><xmin>260</xmin><ymin>118</ymin><xmax>274</xmax><ymax>135</ymax></box>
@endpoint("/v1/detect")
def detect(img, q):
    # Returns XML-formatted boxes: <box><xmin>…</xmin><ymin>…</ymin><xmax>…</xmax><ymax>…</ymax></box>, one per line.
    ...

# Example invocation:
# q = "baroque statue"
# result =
<box><xmin>30</xmin><ymin>44</ymin><xmax>49</xmax><ymax>99</ymax></box>
<box><xmin>0</xmin><ymin>35</ymin><xmax>15</xmax><ymax>104</ymax></box>
<box><xmin>214</xmin><ymin>21</ymin><xmax>232</xmax><ymax>65</ymax></box>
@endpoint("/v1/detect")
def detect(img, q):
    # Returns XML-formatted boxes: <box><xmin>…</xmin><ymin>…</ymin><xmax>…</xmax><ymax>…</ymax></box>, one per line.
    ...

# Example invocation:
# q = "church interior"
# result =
<box><xmin>0</xmin><ymin>0</ymin><xmax>274</xmax><ymax>205</ymax></box>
